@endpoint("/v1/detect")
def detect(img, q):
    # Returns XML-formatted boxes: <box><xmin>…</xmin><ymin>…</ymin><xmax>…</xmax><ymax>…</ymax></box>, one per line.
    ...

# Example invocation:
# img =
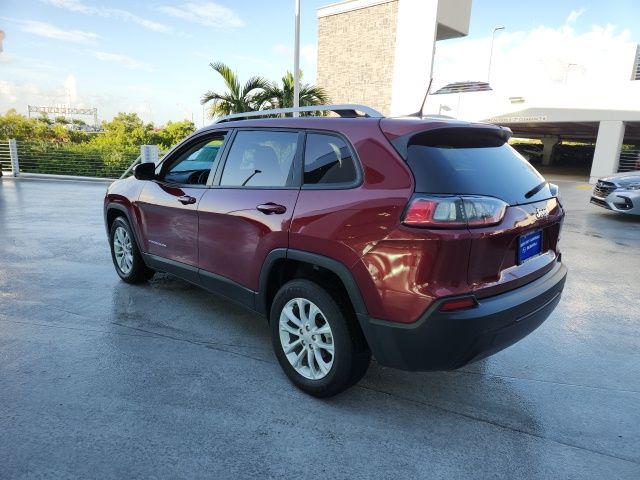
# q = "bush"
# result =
<box><xmin>1</xmin><ymin>110</ymin><xmax>195</xmax><ymax>177</ymax></box>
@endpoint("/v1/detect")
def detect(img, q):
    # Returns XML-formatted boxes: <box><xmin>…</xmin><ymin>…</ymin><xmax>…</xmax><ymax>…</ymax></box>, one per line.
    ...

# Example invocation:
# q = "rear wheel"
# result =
<box><xmin>109</xmin><ymin>217</ymin><xmax>154</xmax><ymax>283</ymax></box>
<box><xmin>270</xmin><ymin>279</ymin><xmax>370</xmax><ymax>397</ymax></box>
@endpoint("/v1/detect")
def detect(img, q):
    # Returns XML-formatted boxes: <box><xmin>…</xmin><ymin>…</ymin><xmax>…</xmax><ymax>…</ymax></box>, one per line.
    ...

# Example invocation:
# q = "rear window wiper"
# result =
<box><xmin>524</xmin><ymin>181</ymin><xmax>547</xmax><ymax>199</ymax></box>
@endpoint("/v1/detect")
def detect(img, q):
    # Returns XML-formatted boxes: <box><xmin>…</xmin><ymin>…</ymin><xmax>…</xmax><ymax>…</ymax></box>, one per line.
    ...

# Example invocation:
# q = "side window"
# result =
<box><xmin>303</xmin><ymin>133</ymin><xmax>357</xmax><ymax>186</ymax></box>
<box><xmin>220</xmin><ymin>130</ymin><xmax>298</xmax><ymax>187</ymax></box>
<box><xmin>163</xmin><ymin>132</ymin><xmax>227</xmax><ymax>185</ymax></box>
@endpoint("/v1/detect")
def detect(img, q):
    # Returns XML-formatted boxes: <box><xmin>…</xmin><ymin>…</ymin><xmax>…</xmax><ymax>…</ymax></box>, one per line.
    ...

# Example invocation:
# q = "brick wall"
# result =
<box><xmin>317</xmin><ymin>1</ymin><xmax>398</xmax><ymax>116</ymax></box>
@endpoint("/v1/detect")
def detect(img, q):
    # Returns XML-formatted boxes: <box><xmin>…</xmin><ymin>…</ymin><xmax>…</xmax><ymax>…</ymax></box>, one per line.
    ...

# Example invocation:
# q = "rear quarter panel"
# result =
<box><xmin>290</xmin><ymin>123</ymin><xmax>417</xmax><ymax>321</ymax></box>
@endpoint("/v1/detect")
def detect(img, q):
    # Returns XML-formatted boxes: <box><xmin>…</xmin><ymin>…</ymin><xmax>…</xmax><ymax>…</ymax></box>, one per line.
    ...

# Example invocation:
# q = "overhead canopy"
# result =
<box><xmin>485</xmin><ymin>107</ymin><xmax>640</xmax><ymax>142</ymax></box>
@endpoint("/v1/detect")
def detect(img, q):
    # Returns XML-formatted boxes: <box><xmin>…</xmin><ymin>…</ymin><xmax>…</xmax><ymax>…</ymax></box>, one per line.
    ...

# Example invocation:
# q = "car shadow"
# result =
<box><xmin>108</xmin><ymin>271</ymin><xmax>546</xmax><ymax>443</ymax></box>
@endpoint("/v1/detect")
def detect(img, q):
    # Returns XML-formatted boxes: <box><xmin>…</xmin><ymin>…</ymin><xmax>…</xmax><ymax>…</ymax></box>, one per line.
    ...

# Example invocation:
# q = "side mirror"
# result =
<box><xmin>133</xmin><ymin>162</ymin><xmax>156</xmax><ymax>181</ymax></box>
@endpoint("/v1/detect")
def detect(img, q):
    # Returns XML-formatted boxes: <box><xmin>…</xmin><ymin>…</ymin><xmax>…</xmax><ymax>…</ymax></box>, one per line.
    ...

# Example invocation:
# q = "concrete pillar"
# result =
<box><xmin>541</xmin><ymin>136</ymin><xmax>560</xmax><ymax>166</ymax></box>
<box><xmin>141</xmin><ymin>145</ymin><xmax>159</xmax><ymax>164</ymax></box>
<box><xmin>9</xmin><ymin>139</ymin><xmax>19</xmax><ymax>177</ymax></box>
<box><xmin>590</xmin><ymin>121</ymin><xmax>625</xmax><ymax>183</ymax></box>
<box><xmin>390</xmin><ymin>0</ymin><xmax>439</xmax><ymax>116</ymax></box>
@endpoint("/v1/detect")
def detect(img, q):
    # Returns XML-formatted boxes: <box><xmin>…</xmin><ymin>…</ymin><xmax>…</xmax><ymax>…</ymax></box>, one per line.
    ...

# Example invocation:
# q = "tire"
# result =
<box><xmin>109</xmin><ymin>216</ymin><xmax>154</xmax><ymax>283</ymax></box>
<box><xmin>270</xmin><ymin>279</ymin><xmax>371</xmax><ymax>397</ymax></box>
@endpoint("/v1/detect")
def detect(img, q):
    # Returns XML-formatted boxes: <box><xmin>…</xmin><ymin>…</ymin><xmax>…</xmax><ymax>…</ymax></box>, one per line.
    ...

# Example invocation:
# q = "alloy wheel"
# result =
<box><xmin>113</xmin><ymin>226</ymin><xmax>134</xmax><ymax>275</ymax></box>
<box><xmin>278</xmin><ymin>298</ymin><xmax>335</xmax><ymax>380</ymax></box>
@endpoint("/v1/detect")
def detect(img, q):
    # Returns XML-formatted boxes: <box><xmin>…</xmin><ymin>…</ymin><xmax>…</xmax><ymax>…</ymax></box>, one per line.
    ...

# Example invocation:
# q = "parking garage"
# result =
<box><xmin>487</xmin><ymin>107</ymin><xmax>640</xmax><ymax>182</ymax></box>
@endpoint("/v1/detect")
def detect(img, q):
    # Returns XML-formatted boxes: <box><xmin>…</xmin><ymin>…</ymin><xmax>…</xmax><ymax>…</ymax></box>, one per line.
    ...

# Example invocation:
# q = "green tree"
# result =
<box><xmin>0</xmin><ymin>109</ymin><xmax>37</xmax><ymax>140</ymax></box>
<box><xmin>87</xmin><ymin>113</ymin><xmax>154</xmax><ymax>174</ymax></box>
<box><xmin>258</xmin><ymin>71</ymin><xmax>329</xmax><ymax>112</ymax></box>
<box><xmin>49</xmin><ymin>124</ymin><xmax>71</xmax><ymax>143</ymax></box>
<box><xmin>201</xmin><ymin>62</ymin><xmax>269</xmax><ymax>118</ymax></box>
<box><xmin>154</xmin><ymin>120</ymin><xmax>196</xmax><ymax>149</ymax></box>
<box><xmin>36</xmin><ymin>113</ymin><xmax>52</xmax><ymax>125</ymax></box>
<box><xmin>91</xmin><ymin>112</ymin><xmax>155</xmax><ymax>148</ymax></box>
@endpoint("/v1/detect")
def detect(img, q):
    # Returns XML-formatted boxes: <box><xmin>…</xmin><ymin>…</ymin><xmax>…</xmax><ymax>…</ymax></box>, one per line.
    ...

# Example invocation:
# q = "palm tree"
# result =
<box><xmin>201</xmin><ymin>62</ymin><xmax>269</xmax><ymax>118</ymax></box>
<box><xmin>258</xmin><ymin>71</ymin><xmax>329</xmax><ymax>113</ymax></box>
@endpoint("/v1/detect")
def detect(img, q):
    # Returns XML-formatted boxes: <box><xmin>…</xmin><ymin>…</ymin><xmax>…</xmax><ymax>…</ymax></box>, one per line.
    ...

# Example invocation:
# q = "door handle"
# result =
<box><xmin>256</xmin><ymin>203</ymin><xmax>287</xmax><ymax>215</ymax></box>
<box><xmin>178</xmin><ymin>195</ymin><xmax>196</xmax><ymax>205</ymax></box>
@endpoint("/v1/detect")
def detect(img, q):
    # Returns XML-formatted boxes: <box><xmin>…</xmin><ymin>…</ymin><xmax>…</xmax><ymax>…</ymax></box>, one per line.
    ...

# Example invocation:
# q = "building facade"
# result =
<box><xmin>317</xmin><ymin>0</ymin><xmax>471</xmax><ymax>116</ymax></box>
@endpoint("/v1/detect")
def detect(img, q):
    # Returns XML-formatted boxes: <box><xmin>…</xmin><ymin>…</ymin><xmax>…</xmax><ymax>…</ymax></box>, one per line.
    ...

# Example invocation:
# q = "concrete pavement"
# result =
<box><xmin>0</xmin><ymin>177</ymin><xmax>639</xmax><ymax>479</ymax></box>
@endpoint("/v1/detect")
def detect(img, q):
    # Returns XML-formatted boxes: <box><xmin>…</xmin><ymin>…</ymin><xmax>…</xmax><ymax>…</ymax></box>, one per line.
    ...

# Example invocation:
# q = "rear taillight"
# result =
<box><xmin>402</xmin><ymin>196</ymin><xmax>507</xmax><ymax>228</ymax></box>
<box><xmin>402</xmin><ymin>197</ymin><xmax>466</xmax><ymax>228</ymax></box>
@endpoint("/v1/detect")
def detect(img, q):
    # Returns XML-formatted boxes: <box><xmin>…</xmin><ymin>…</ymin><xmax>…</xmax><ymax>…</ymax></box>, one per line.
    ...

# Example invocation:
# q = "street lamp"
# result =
<box><xmin>293</xmin><ymin>0</ymin><xmax>300</xmax><ymax>116</ymax></box>
<box><xmin>487</xmin><ymin>26</ymin><xmax>505</xmax><ymax>83</ymax></box>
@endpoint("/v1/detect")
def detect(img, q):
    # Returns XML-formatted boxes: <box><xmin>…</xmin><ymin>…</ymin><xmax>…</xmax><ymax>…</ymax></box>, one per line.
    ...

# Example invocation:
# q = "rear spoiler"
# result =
<box><xmin>390</xmin><ymin>126</ymin><xmax>513</xmax><ymax>160</ymax></box>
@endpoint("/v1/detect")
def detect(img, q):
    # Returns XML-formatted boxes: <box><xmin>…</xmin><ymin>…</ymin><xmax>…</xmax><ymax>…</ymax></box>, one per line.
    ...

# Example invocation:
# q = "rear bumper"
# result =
<box><xmin>358</xmin><ymin>261</ymin><xmax>567</xmax><ymax>371</ymax></box>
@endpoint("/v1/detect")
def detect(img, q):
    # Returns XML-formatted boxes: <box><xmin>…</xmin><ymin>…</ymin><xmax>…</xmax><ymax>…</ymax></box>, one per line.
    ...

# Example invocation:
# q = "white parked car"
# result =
<box><xmin>590</xmin><ymin>171</ymin><xmax>640</xmax><ymax>215</ymax></box>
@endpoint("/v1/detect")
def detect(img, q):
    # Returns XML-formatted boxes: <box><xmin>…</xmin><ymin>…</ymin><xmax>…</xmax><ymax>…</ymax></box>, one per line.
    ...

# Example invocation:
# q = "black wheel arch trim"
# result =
<box><xmin>105</xmin><ymin>203</ymin><xmax>143</xmax><ymax>250</ymax></box>
<box><xmin>257</xmin><ymin>248</ymin><xmax>368</xmax><ymax>318</ymax></box>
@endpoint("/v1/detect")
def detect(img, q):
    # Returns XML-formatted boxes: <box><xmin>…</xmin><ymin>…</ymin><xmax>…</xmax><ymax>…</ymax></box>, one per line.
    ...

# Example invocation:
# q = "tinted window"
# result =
<box><xmin>304</xmin><ymin>133</ymin><xmax>357</xmax><ymax>185</ymax></box>
<box><xmin>164</xmin><ymin>133</ymin><xmax>226</xmax><ymax>185</ymax></box>
<box><xmin>406</xmin><ymin>143</ymin><xmax>550</xmax><ymax>205</ymax></box>
<box><xmin>220</xmin><ymin>130</ymin><xmax>298</xmax><ymax>187</ymax></box>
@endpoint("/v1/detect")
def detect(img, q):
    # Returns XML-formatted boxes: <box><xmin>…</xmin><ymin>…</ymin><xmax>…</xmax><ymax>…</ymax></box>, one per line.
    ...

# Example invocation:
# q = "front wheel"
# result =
<box><xmin>270</xmin><ymin>279</ymin><xmax>370</xmax><ymax>397</ymax></box>
<box><xmin>109</xmin><ymin>217</ymin><xmax>154</xmax><ymax>283</ymax></box>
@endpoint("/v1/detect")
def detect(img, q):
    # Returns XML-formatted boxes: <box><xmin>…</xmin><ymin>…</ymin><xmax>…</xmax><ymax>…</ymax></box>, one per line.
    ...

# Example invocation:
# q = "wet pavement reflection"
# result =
<box><xmin>0</xmin><ymin>177</ymin><xmax>638</xmax><ymax>478</ymax></box>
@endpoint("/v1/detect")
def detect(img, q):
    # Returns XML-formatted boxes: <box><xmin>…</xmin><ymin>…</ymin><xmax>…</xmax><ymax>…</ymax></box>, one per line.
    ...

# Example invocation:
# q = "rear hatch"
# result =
<box><xmin>389</xmin><ymin>124</ymin><xmax>563</xmax><ymax>297</ymax></box>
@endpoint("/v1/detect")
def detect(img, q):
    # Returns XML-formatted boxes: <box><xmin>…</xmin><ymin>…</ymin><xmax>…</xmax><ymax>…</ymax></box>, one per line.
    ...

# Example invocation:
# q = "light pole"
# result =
<box><xmin>487</xmin><ymin>26</ymin><xmax>505</xmax><ymax>83</ymax></box>
<box><xmin>293</xmin><ymin>0</ymin><xmax>300</xmax><ymax>117</ymax></box>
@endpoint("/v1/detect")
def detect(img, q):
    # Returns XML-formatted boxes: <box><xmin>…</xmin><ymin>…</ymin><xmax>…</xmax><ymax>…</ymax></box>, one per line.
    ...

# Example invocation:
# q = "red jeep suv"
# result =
<box><xmin>104</xmin><ymin>105</ymin><xmax>567</xmax><ymax>397</ymax></box>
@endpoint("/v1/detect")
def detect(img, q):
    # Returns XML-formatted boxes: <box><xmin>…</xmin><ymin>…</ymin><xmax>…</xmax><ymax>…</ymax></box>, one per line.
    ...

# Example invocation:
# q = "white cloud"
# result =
<box><xmin>158</xmin><ymin>2</ymin><xmax>243</xmax><ymax>28</ymax></box>
<box><xmin>42</xmin><ymin>0</ymin><xmax>89</xmax><ymax>13</ymax></box>
<box><xmin>0</xmin><ymin>80</ymin><xmax>42</xmax><ymax>105</ymax></box>
<box><xmin>0</xmin><ymin>80</ymin><xmax>19</xmax><ymax>103</ymax></box>
<box><xmin>94</xmin><ymin>51</ymin><xmax>154</xmax><ymax>72</ymax></box>
<box><xmin>127</xmin><ymin>102</ymin><xmax>153</xmax><ymax>118</ymax></box>
<box><xmin>63</xmin><ymin>74</ymin><xmax>77</xmax><ymax>103</ymax></box>
<box><xmin>42</xmin><ymin>0</ymin><xmax>172</xmax><ymax>33</ymax></box>
<box><xmin>21</xmin><ymin>20</ymin><xmax>100</xmax><ymax>45</ymax></box>
<box><xmin>566</xmin><ymin>8</ymin><xmax>586</xmax><ymax>24</ymax></box>
<box><xmin>432</xmin><ymin>21</ymin><xmax>639</xmax><ymax>118</ymax></box>
<box><xmin>0</xmin><ymin>52</ymin><xmax>15</xmax><ymax>64</ymax></box>
<box><xmin>434</xmin><ymin>23</ymin><xmax>635</xmax><ymax>92</ymax></box>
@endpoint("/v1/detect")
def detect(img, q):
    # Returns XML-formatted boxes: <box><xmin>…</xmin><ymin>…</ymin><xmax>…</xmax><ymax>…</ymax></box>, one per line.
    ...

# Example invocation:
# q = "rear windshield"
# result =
<box><xmin>406</xmin><ymin>143</ymin><xmax>550</xmax><ymax>205</ymax></box>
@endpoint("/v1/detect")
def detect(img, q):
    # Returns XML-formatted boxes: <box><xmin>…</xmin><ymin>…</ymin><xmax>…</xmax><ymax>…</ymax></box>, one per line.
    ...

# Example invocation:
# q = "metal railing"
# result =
<box><xmin>1</xmin><ymin>140</ymin><xmax>165</xmax><ymax>180</ymax></box>
<box><xmin>15</xmin><ymin>142</ymin><xmax>139</xmax><ymax>179</ymax></box>
<box><xmin>618</xmin><ymin>149</ymin><xmax>640</xmax><ymax>172</ymax></box>
<box><xmin>0</xmin><ymin>141</ymin><xmax>12</xmax><ymax>176</ymax></box>
<box><xmin>120</xmin><ymin>155</ymin><xmax>142</xmax><ymax>179</ymax></box>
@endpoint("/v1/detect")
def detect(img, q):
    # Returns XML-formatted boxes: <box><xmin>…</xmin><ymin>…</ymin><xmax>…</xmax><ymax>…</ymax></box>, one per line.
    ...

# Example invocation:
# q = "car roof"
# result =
<box><xmin>194</xmin><ymin>116</ymin><xmax>504</xmax><ymax>139</ymax></box>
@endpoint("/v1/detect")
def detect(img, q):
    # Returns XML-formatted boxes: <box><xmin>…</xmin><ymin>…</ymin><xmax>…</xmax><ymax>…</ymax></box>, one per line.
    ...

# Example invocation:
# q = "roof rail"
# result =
<box><xmin>214</xmin><ymin>104</ymin><xmax>384</xmax><ymax>124</ymax></box>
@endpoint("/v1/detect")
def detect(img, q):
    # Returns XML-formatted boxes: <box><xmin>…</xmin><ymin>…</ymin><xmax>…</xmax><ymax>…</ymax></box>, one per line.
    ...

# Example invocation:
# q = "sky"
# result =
<box><xmin>431</xmin><ymin>0</ymin><xmax>640</xmax><ymax>118</ymax></box>
<box><xmin>0</xmin><ymin>0</ymin><xmax>639</xmax><ymax>126</ymax></box>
